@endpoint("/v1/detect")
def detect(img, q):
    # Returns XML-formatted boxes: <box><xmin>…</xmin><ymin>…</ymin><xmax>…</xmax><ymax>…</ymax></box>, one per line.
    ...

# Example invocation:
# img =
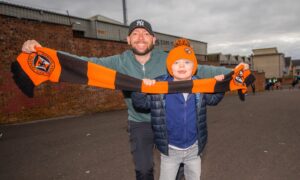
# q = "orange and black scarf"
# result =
<box><xmin>11</xmin><ymin>47</ymin><xmax>255</xmax><ymax>100</ymax></box>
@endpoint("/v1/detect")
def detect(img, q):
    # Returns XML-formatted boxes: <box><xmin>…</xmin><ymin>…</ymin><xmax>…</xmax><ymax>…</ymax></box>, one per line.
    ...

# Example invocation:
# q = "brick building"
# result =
<box><xmin>0</xmin><ymin>1</ymin><xmax>264</xmax><ymax>124</ymax></box>
<box><xmin>252</xmin><ymin>47</ymin><xmax>285</xmax><ymax>79</ymax></box>
<box><xmin>291</xmin><ymin>60</ymin><xmax>300</xmax><ymax>77</ymax></box>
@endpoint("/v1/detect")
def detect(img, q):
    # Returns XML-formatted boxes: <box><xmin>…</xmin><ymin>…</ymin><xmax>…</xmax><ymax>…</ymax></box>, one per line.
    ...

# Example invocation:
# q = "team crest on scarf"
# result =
<box><xmin>27</xmin><ymin>52</ymin><xmax>55</xmax><ymax>76</ymax></box>
<box><xmin>234</xmin><ymin>70</ymin><xmax>244</xmax><ymax>85</ymax></box>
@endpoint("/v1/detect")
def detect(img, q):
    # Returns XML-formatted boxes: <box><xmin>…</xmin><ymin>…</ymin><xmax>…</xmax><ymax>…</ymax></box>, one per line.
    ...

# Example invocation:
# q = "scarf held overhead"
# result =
<box><xmin>11</xmin><ymin>47</ymin><xmax>255</xmax><ymax>100</ymax></box>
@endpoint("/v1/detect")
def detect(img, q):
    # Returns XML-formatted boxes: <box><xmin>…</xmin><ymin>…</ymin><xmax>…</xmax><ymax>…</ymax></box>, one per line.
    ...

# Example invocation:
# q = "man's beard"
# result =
<box><xmin>131</xmin><ymin>43</ymin><xmax>155</xmax><ymax>56</ymax></box>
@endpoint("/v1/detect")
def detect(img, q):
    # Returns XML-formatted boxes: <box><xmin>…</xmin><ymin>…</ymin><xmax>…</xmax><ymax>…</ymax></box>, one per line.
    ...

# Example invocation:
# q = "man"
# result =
<box><xmin>22</xmin><ymin>19</ymin><xmax>249</xmax><ymax>180</ymax></box>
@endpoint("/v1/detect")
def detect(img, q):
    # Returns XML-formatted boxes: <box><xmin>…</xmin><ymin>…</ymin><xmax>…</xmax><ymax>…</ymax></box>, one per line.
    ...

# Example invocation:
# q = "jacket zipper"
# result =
<box><xmin>184</xmin><ymin>99</ymin><xmax>187</xmax><ymax>147</ymax></box>
<box><xmin>142</xmin><ymin>64</ymin><xmax>146</xmax><ymax>78</ymax></box>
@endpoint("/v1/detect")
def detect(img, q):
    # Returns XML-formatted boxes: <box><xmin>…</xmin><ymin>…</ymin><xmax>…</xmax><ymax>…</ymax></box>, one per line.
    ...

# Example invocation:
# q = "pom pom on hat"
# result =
<box><xmin>166</xmin><ymin>38</ymin><xmax>198</xmax><ymax>76</ymax></box>
<box><xmin>173</xmin><ymin>38</ymin><xmax>191</xmax><ymax>48</ymax></box>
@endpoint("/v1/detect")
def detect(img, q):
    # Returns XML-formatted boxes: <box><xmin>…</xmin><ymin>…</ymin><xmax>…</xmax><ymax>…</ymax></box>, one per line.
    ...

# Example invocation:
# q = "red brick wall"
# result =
<box><xmin>0</xmin><ymin>15</ymin><xmax>129</xmax><ymax>124</ymax></box>
<box><xmin>281</xmin><ymin>78</ymin><xmax>293</xmax><ymax>85</ymax></box>
<box><xmin>251</xmin><ymin>71</ymin><xmax>265</xmax><ymax>92</ymax></box>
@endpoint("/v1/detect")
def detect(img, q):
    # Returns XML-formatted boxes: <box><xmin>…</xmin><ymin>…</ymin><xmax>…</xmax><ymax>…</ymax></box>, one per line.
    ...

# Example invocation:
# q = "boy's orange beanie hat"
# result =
<box><xmin>166</xmin><ymin>38</ymin><xmax>198</xmax><ymax>76</ymax></box>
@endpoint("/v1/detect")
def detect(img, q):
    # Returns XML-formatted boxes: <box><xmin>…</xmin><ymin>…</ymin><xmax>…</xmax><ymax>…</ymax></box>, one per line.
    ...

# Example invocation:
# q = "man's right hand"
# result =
<box><xmin>22</xmin><ymin>40</ymin><xmax>42</xmax><ymax>53</ymax></box>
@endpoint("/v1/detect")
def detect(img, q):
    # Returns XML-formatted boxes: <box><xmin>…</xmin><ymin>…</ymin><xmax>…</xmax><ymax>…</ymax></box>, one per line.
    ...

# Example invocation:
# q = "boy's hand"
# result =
<box><xmin>236</xmin><ymin>62</ymin><xmax>249</xmax><ymax>70</ymax></box>
<box><xmin>142</xmin><ymin>79</ymin><xmax>156</xmax><ymax>86</ymax></box>
<box><xmin>214</xmin><ymin>74</ymin><xmax>225</xmax><ymax>81</ymax></box>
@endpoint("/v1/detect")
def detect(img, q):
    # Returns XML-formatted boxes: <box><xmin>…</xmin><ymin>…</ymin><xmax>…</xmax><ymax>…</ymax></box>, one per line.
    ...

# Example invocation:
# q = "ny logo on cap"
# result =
<box><xmin>136</xmin><ymin>20</ymin><xmax>144</xmax><ymax>26</ymax></box>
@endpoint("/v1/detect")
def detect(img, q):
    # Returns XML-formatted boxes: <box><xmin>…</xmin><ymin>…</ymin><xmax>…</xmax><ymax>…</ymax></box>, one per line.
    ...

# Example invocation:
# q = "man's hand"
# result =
<box><xmin>214</xmin><ymin>74</ymin><xmax>225</xmax><ymax>81</ymax></box>
<box><xmin>22</xmin><ymin>40</ymin><xmax>42</xmax><ymax>53</ymax></box>
<box><xmin>142</xmin><ymin>79</ymin><xmax>156</xmax><ymax>86</ymax></box>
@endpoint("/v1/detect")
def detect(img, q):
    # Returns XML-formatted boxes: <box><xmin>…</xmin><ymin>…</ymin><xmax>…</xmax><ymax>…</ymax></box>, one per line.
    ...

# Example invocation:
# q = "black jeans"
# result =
<box><xmin>128</xmin><ymin>121</ymin><xmax>185</xmax><ymax>180</ymax></box>
<box><xmin>129</xmin><ymin>121</ymin><xmax>154</xmax><ymax>180</ymax></box>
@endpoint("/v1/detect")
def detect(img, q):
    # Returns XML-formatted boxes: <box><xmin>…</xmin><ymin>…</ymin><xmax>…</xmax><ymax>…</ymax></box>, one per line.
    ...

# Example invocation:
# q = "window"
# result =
<box><xmin>73</xmin><ymin>30</ymin><xmax>84</xmax><ymax>38</ymax></box>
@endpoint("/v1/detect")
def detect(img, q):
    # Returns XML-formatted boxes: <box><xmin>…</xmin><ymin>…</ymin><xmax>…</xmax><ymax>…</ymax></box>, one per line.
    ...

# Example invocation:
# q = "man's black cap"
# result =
<box><xmin>128</xmin><ymin>19</ymin><xmax>154</xmax><ymax>36</ymax></box>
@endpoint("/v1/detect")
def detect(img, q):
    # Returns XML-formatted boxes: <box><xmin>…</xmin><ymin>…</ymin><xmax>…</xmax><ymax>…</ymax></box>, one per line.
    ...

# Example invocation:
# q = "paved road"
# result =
<box><xmin>1</xmin><ymin>90</ymin><xmax>300</xmax><ymax>180</ymax></box>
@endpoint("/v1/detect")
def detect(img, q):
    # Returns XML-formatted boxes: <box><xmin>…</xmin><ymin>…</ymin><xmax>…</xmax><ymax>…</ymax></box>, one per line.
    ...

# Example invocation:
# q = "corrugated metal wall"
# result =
<box><xmin>0</xmin><ymin>1</ymin><xmax>207</xmax><ymax>55</ymax></box>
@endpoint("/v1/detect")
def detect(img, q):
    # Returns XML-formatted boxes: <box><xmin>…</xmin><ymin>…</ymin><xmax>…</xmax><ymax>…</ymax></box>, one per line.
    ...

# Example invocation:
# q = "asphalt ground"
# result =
<box><xmin>0</xmin><ymin>90</ymin><xmax>300</xmax><ymax>180</ymax></box>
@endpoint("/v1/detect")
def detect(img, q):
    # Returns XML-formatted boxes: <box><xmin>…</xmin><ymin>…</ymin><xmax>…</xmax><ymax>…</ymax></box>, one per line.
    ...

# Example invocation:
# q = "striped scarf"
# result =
<box><xmin>11</xmin><ymin>47</ymin><xmax>255</xmax><ymax>100</ymax></box>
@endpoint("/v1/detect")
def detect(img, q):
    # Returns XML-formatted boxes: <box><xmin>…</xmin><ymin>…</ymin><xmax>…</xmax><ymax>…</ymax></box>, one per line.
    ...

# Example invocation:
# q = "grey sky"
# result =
<box><xmin>9</xmin><ymin>0</ymin><xmax>300</xmax><ymax>59</ymax></box>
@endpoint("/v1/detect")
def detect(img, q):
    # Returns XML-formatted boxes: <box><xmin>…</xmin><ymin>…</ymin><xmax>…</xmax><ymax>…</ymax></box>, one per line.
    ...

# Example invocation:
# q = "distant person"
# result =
<box><xmin>275</xmin><ymin>81</ymin><xmax>281</xmax><ymax>90</ymax></box>
<box><xmin>265</xmin><ymin>81</ymin><xmax>271</xmax><ymax>91</ymax></box>
<box><xmin>132</xmin><ymin>39</ymin><xmax>225</xmax><ymax>180</ymax></box>
<box><xmin>251</xmin><ymin>83</ymin><xmax>256</xmax><ymax>95</ymax></box>
<box><xmin>292</xmin><ymin>78</ymin><xmax>298</xmax><ymax>88</ymax></box>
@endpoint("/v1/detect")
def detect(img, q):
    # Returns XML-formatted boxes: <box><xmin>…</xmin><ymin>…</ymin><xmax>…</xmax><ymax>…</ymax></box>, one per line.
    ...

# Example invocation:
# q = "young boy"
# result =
<box><xmin>131</xmin><ymin>38</ymin><xmax>224</xmax><ymax>180</ymax></box>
